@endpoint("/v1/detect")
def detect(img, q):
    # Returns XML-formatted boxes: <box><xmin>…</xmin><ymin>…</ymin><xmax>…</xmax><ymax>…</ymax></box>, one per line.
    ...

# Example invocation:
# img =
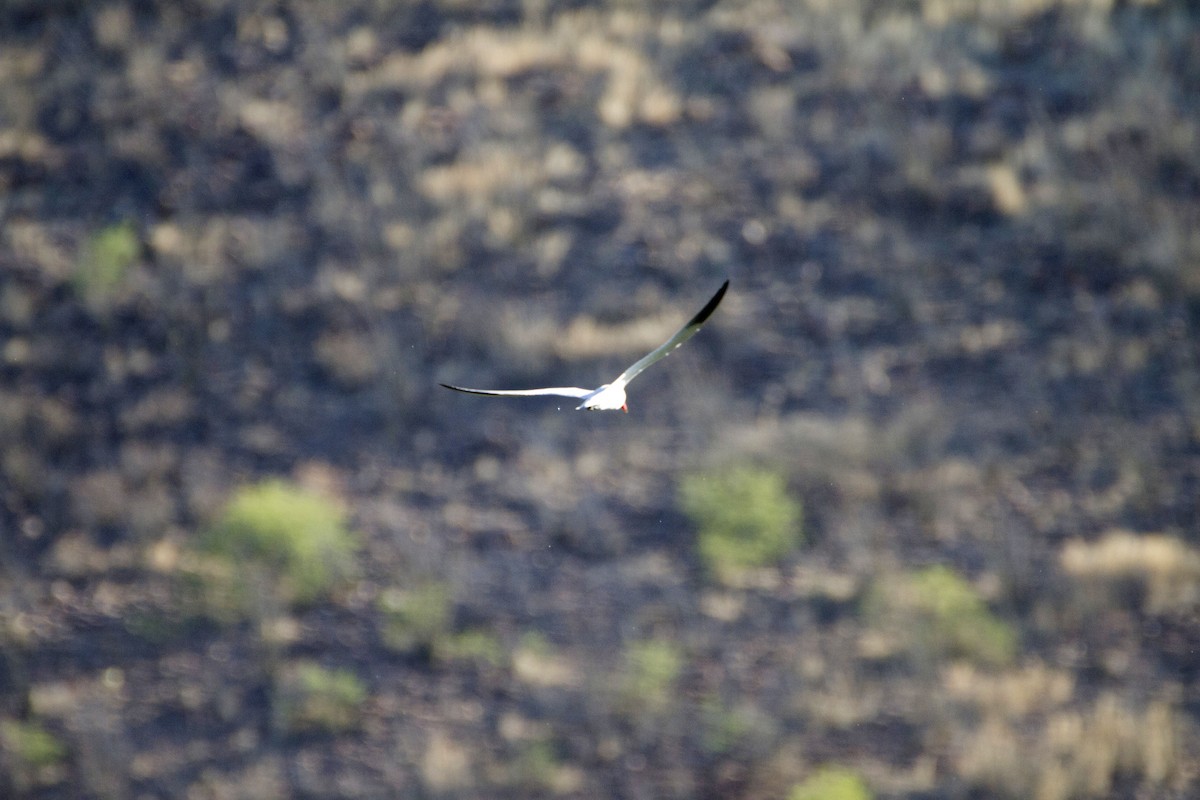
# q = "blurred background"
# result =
<box><xmin>1</xmin><ymin>0</ymin><xmax>1198</xmax><ymax>797</ymax></box>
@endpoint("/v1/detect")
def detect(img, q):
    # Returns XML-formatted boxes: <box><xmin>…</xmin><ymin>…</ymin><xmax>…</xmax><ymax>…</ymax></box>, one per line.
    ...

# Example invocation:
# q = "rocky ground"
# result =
<box><xmin>1</xmin><ymin>1</ymin><xmax>1199</xmax><ymax>798</ymax></box>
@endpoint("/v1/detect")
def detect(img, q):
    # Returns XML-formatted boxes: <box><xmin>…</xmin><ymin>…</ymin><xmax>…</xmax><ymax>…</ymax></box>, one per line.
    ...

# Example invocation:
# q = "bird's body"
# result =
<box><xmin>578</xmin><ymin>383</ymin><xmax>626</xmax><ymax>411</ymax></box>
<box><xmin>441</xmin><ymin>280</ymin><xmax>728</xmax><ymax>412</ymax></box>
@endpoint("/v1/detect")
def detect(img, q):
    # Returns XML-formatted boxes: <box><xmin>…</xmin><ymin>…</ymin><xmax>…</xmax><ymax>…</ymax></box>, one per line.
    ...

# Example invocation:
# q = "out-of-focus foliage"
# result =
<box><xmin>436</xmin><ymin>629</ymin><xmax>505</xmax><ymax>667</ymax></box>
<box><xmin>681</xmin><ymin>466</ymin><xmax>802</xmax><ymax>583</ymax></box>
<box><xmin>508</xmin><ymin>737</ymin><xmax>580</xmax><ymax>794</ymax></box>
<box><xmin>200</xmin><ymin>480</ymin><xmax>357</xmax><ymax>608</ymax></box>
<box><xmin>0</xmin><ymin>719</ymin><xmax>67</xmax><ymax>791</ymax></box>
<box><xmin>272</xmin><ymin>662</ymin><xmax>368</xmax><ymax>736</ymax></box>
<box><xmin>617</xmin><ymin>639</ymin><xmax>684</xmax><ymax>717</ymax></box>
<box><xmin>377</xmin><ymin>582</ymin><xmax>452</xmax><ymax>654</ymax></box>
<box><xmin>700</xmin><ymin>696</ymin><xmax>778</xmax><ymax>756</ymax></box>
<box><xmin>74</xmin><ymin>221</ymin><xmax>138</xmax><ymax>310</ymax></box>
<box><xmin>789</xmin><ymin>766</ymin><xmax>872</xmax><ymax>800</ymax></box>
<box><xmin>954</xmin><ymin>690</ymin><xmax>1183</xmax><ymax>798</ymax></box>
<box><xmin>1061</xmin><ymin>531</ymin><xmax>1200</xmax><ymax>615</ymax></box>
<box><xmin>865</xmin><ymin>565</ymin><xmax>1017</xmax><ymax>667</ymax></box>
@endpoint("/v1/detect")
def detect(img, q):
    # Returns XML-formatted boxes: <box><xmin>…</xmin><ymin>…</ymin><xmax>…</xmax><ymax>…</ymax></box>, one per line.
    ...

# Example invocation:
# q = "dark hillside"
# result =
<box><xmin>1</xmin><ymin>1</ymin><xmax>1198</xmax><ymax>797</ymax></box>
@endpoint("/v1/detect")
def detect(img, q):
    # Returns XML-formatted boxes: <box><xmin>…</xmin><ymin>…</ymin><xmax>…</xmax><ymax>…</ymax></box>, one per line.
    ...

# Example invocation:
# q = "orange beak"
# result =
<box><xmin>621</xmin><ymin>404</ymin><xmax>628</xmax><ymax>413</ymax></box>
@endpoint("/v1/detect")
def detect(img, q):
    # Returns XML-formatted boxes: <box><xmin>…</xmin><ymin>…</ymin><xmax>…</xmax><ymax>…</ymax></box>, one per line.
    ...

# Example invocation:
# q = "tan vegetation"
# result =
<box><xmin>1061</xmin><ymin>530</ymin><xmax>1200</xmax><ymax>614</ymax></box>
<box><xmin>956</xmin><ymin>692</ymin><xmax>1183</xmax><ymax>799</ymax></box>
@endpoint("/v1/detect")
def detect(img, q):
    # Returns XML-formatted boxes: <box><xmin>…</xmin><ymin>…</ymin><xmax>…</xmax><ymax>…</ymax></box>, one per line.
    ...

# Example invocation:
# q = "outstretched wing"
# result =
<box><xmin>440</xmin><ymin>383</ymin><xmax>594</xmax><ymax>399</ymax></box>
<box><xmin>612</xmin><ymin>280</ymin><xmax>729</xmax><ymax>389</ymax></box>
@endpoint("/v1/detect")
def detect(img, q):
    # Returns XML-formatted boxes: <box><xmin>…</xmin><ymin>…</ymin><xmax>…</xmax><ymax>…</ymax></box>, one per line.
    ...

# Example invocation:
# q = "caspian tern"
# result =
<box><xmin>441</xmin><ymin>280</ymin><xmax>729</xmax><ymax>412</ymax></box>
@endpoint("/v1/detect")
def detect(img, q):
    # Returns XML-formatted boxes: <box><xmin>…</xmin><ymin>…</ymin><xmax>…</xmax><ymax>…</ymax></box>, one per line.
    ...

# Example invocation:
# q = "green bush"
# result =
<box><xmin>618</xmin><ymin>639</ymin><xmax>683</xmax><ymax>716</ymax></box>
<box><xmin>0</xmin><ymin>719</ymin><xmax>67</xmax><ymax>790</ymax></box>
<box><xmin>510</xmin><ymin>738</ymin><xmax>564</xmax><ymax>792</ymax></box>
<box><xmin>272</xmin><ymin>662</ymin><xmax>367</xmax><ymax>735</ymax></box>
<box><xmin>680</xmin><ymin>466</ymin><xmax>802</xmax><ymax>582</ymax></box>
<box><xmin>700</xmin><ymin>696</ymin><xmax>775</xmax><ymax>755</ymax></box>
<box><xmin>200</xmin><ymin>480</ymin><xmax>357</xmax><ymax>607</ymax></box>
<box><xmin>436</xmin><ymin>629</ymin><xmax>505</xmax><ymax>666</ymax></box>
<box><xmin>75</xmin><ymin>221</ymin><xmax>139</xmax><ymax>307</ymax></box>
<box><xmin>865</xmin><ymin>565</ymin><xmax>1017</xmax><ymax>667</ymax></box>
<box><xmin>377</xmin><ymin>582</ymin><xmax>452</xmax><ymax>654</ymax></box>
<box><xmin>790</xmin><ymin>766</ymin><xmax>872</xmax><ymax>800</ymax></box>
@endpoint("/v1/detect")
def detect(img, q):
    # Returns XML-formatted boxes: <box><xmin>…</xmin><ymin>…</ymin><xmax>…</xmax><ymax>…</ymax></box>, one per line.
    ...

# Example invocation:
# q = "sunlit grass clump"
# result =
<box><xmin>865</xmin><ymin>565</ymin><xmax>1017</xmax><ymax>667</ymax></box>
<box><xmin>198</xmin><ymin>479</ymin><xmax>357</xmax><ymax>612</ymax></box>
<box><xmin>680</xmin><ymin>465</ymin><xmax>802</xmax><ymax>583</ymax></box>
<box><xmin>272</xmin><ymin>662</ymin><xmax>367</xmax><ymax>736</ymax></box>
<box><xmin>512</xmin><ymin>632</ymin><xmax>578</xmax><ymax>688</ymax></box>
<box><xmin>956</xmin><ymin>692</ymin><xmax>1181</xmax><ymax>799</ymax></box>
<box><xmin>789</xmin><ymin>765</ymin><xmax>872</xmax><ymax>800</ymax></box>
<box><xmin>1060</xmin><ymin>530</ymin><xmax>1200</xmax><ymax>615</ymax></box>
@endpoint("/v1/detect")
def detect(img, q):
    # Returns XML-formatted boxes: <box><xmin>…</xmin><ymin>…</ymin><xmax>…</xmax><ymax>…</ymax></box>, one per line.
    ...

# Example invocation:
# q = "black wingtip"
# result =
<box><xmin>686</xmin><ymin>279</ymin><xmax>730</xmax><ymax>328</ymax></box>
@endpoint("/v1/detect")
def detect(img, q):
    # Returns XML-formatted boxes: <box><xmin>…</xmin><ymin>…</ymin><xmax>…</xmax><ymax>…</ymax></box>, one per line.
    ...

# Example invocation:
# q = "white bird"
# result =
<box><xmin>441</xmin><ymin>280</ymin><xmax>729</xmax><ymax>412</ymax></box>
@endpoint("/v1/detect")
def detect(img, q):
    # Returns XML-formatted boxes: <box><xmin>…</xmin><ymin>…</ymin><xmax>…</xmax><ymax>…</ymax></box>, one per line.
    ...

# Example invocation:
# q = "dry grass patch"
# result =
<box><xmin>957</xmin><ymin>692</ymin><xmax>1186</xmax><ymax>799</ymax></box>
<box><xmin>919</xmin><ymin>0</ymin><xmax>1137</xmax><ymax>26</ymax></box>
<box><xmin>356</xmin><ymin>10</ymin><xmax>682</xmax><ymax>129</ymax></box>
<box><xmin>943</xmin><ymin>661</ymin><xmax>1074</xmax><ymax>719</ymax></box>
<box><xmin>512</xmin><ymin>634</ymin><xmax>581</xmax><ymax>689</ymax></box>
<box><xmin>794</xmin><ymin>668</ymin><xmax>886</xmax><ymax>731</ymax></box>
<box><xmin>421</xmin><ymin>729</ymin><xmax>475</xmax><ymax>792</ymax></box>
<box><xmin>1061</xmin><ymin>530</ymin><xmax>1200</xmax><ymax>614</ymax></box>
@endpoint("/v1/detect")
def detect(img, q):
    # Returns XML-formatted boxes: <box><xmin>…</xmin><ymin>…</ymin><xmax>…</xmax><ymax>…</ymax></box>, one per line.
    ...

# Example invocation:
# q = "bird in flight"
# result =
<box><xmin>441</xmin><ymin>280</ymin><xmax>729</xmax><ymax>412</ymax></box>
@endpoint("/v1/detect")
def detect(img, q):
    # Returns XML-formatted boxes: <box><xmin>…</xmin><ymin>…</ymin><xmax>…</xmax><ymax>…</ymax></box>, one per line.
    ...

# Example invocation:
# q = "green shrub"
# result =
<box><xmin>75</xmin><ymin>221</ymin><xmax>139</xmax><ymax>307</ymax></box>
<box><xmin>272</xmin><ymin>662</ymin><xmax>367</xmax><ymax>735</ymax></box>
<box><xmin>618</xmin><ymin>639</ymin><xmax>683</xmax><ymax>715</ymax></box>
<box><xmin>201</xmin><ymin>480</ymin><xmax>356</xmax><ymax>607</ymax></box>
<box><xmin>701</xmin><ymin>696</ymin><xmax>774</xmax><ymax>755</ymax></box>
<box><xmin>436</xmin><ymin>628</ymin><xmax>505</xmax><ymax>666</ymax></box>
<box><xmin>511</xmin><ymin>738</ymin><xmax>562</xmax><ymax>792</ymax></box>
<box><xmin>680</xmin><ymin>466</ymin><xmax>802</xmax><ymax>582</ymax></box>
<box><xmin>378</xmin><ymin>582</ymin><xmax>451</xmax><ymax>654</ymax></box>
<box><xmin>0</xmin><ymin>719</ymin><xmax>67</xmax><ymax>789</ymax></box>
<box><xmin>865</xmin><ymin>565</ymin><xmax>1017</xmax><ymax>667</ymax></box>
<box><xmin>790</xmin><ymin>765</ymin><xmax>873</xmax><ymax>800</ymax></box>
